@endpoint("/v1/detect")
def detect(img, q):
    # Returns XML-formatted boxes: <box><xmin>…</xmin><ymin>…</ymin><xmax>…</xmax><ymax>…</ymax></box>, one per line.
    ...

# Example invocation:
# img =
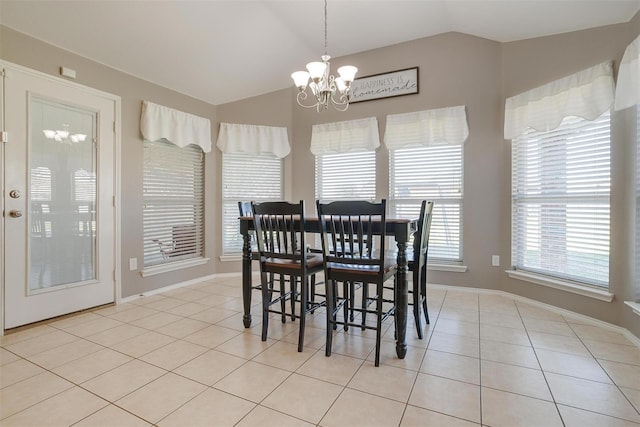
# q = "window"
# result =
<box><xmin>311</xmin><ymin>117</ymin><xmax>380</xmax><ymax>202</ymax></box>
<box><xmin>511</xmin><ymin>112</ymin><xmax>611</xmax><ymax>287</ymax></box>
<box><xmin>143</xmin><ymin>139</ymin><xmax>205</xmax><ymax>267</ymax></box>
<box><xmin>636</xmin><ymin>107</ymin><xmax>640</xmax><ymax>301</ymax></box>
<box><xmin>385</xmin><ymin>106</ymin><xmax>468</xmax><ymax>262</ymax></box>
<box><xmin>222</xmin><ymin>152</ymin><xmax>283</xmax><ymax>255</ymax></box>
<box><xmin>315</xmin><ymin>151</ymin><xmax>376</xmax><ymax>201</ymax></box>
<box><xmin>389</xmin><ymin>144</ymin><xmax>463</xmax><ymax>261</ymax></box>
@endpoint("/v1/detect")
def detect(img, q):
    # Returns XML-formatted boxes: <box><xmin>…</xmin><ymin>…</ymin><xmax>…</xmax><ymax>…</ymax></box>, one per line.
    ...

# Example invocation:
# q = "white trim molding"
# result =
<box><xmin>506</xmin><ymin>269</ymin><xmax>614</xmax><ymax>302</ymax></box>
<box><xmin>625</xmin><ymin>301</ymin><xmax>640</xmax><ymax>316</ymax></box>
<box><xmin>140</xmin><ymin>257</ymin><xmax>210</xmax><ymax>278</ymax></box>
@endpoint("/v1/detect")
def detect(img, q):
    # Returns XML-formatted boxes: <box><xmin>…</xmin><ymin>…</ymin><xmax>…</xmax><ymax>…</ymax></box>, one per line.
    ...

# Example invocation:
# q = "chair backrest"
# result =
<box><xmin>316</xmin><ymin>199</ymin><xmax>387</xmax><ymax>270</ymax></box>
<box><xmin>414</xmin><ymin>200</ymin><xmax>434</xmax><ymax>267</ymax></box>
<box><xmin>252</xmin><ymin>200</ymin><xmax>307</xmax><ymax>266</ymax></box>
<box><xmin>238</xmin><ymin>201</ymin><xmax>253</xmax><ymax>217</ymax></box>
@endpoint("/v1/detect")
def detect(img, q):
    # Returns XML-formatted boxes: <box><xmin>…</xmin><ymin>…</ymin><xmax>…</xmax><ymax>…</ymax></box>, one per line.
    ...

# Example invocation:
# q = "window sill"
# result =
<box><xmin>428</xmin><ymin>263</ymin><xmax>468</xmax><ymax>273</ymax></box>
<box><xmin>220</xmin><ymin>254</ymin><xmax>242</xmax><ymax>262</ymax></box>
<box><xmin>624</xmin><ymin>301</ymin><xmax>640</xmax><ymax>316</ymax></box>
<box><xmin>141</xmin><ymin>257</ymin><xmax>210</xmax><ymax>277</ymax></box>
<box><xmin>506</xmin><ymin>270</ymin><xmax>613</xmax><ymax>302</ymax></box>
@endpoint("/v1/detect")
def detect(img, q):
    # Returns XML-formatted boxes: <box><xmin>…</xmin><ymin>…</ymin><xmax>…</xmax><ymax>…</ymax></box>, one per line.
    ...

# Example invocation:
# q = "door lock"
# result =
<box><xmin>9</xmin><ymin>190</ymin><xmax>21</xmax><ymax>199</ymax></box>
<box><xmin>9</xmin><ymin>210</ymin><xmax>23</xmax><ymax>218</ymax></box>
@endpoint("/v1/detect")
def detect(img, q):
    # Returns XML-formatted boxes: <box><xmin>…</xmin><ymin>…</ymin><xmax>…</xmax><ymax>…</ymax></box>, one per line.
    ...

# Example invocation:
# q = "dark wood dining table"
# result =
<box><xmin>239</xmin><ymin>216</ymin><xmax>417</xmax><ymax>359</ymax></box>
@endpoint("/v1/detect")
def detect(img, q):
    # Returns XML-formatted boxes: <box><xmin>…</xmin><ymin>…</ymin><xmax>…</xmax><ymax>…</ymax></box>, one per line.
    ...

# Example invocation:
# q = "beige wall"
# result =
<box><xmin>2</xmin><ymin>10</ymin><xmax>639</xmax><ymax>338</ymax></box>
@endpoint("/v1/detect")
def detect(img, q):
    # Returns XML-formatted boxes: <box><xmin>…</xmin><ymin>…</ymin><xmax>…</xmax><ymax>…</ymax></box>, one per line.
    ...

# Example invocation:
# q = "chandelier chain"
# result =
<box><xmin>323</xmin><ymin>0</ymin><xmax>328</xmax><ymax>56</ymax></box>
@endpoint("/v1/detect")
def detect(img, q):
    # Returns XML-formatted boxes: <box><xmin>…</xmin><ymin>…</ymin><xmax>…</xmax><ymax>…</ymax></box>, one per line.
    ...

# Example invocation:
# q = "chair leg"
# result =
<box><xmin>342</xmin><ymin>281</ymin><xmax>349</xmax><ymax>331</ymax></box>
<box><xmin>374</xmin><ymin>283</ymin><xmax>383</xmax><ymax>367</ymax></box>
<box><xmin>413</xmin><ymin>271</ymin><xmax>423</xmax><ymax>339</ymax></box>
<box><xmin>261</xmin><ymin>272</ymin><xmax>270</xmax><ymax>342</ymax></box>
<box><xmin>421</xmin><ymin>264</ymin><xmax>430</xmax><ymax>324</ymax></box>
<box><xmin>361</xmin><ymin>283</ymin><xmax>368</xmax><ymax>330</ymax></box>
<box><xmin>290</xmin><ymin>274</ymin><xmax>296</xmax><ymax>322</ymax></box>
<box><xmin>349</xmin><ymin>281</ymin><xmax>355</xmax><ymax>321</ymax></box>
<box><xmin>297</xmin><ymin>276</ymin><xmax>307</xmax><ymax>352</ymax></box>
<box><xmin>279</xmin><ymin>274</ymin><xmax>286</xmax><ymax>323</ymax></box>
<box><xmin>325</xmin><ymin>279</ymin><xmax>334</xmax><ymax>357</ymax></box>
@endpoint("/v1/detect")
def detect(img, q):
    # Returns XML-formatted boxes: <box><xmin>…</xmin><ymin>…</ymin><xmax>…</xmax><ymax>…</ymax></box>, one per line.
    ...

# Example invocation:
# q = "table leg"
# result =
<box><xmin>242</xmin><ymin>232</ymin><xmax>253</xmax><ymax>328</ymax></box>
<box><xmin>395</xmin><ymin>241</ymin><xmax>408</xmax><ymax>359</ymax></box>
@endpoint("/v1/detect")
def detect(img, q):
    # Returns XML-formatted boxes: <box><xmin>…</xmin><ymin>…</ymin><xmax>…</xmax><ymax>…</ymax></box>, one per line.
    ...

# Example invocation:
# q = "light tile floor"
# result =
<box><xmin>1</xmin><ymin>275</ymin><xmax>640</xmax><ymax>426</ymax></box>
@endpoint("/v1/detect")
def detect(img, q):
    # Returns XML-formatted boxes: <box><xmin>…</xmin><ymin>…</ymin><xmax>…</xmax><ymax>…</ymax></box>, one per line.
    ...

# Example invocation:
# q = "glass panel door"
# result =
<box><xmin>29</xmin><ymin>98</ymin><xmax>97</xmax><ymax>292</ymax></box>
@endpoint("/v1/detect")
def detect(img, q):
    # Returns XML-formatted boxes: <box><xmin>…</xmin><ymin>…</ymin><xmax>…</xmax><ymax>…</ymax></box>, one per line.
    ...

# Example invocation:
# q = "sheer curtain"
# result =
<box><xmin>310</xmin><ymin>117</ymin><xmax>379</xmax><ymax>155</ymax></box>
<box><xmin>140</xmin><ymin>100</ymin><xmax>211</xmax><ymax>153</ymax></box>
<box><xmin>504</xmin><ymin>61</ymin><xmax>614</xmax><ymax>140</ymax></box>
<box><xmin>217</xmin><ymin>122</ymin><xmax>290</xmax><ymax>158</ymax></box>
<box><xmin>614</xmin><ymin>35</ymin><xmax>640</xmax><ymax>111</ymax></box>
<box><xmin>384</xmin><ymin>105</ymin><xmax>468</xmax><ymax>149</ymax></box>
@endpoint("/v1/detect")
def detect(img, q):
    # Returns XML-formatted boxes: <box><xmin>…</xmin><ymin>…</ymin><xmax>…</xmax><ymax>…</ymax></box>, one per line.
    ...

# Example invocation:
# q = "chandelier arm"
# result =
<box><xmin>296</xmin><ymin>91</ymin><xmax>325</xmax><ymax>109</ymax></box>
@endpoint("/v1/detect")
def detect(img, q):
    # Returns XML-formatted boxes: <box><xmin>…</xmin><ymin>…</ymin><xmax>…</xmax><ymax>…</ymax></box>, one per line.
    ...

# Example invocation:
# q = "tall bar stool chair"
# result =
<box><xmin>316</xmin><ymin>199</ymin><xmax>397</xmax><ymax>366</ymax></box>
<box><xmin>252</xmin><ymin>200</ymin><xmax>323</xmax><ymax>352</ymax></box>
<box><xmin>408</xmin><ymin>200</ymin><xmax>434</xmax><ymax>339</ymax></box>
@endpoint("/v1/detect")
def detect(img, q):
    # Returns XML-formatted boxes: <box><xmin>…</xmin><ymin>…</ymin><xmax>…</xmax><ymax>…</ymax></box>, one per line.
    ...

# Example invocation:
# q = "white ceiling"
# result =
<box><xmin>1</xmin><ymin>0</ymin><xmax>638</xmax><ymax>105</ymax></box>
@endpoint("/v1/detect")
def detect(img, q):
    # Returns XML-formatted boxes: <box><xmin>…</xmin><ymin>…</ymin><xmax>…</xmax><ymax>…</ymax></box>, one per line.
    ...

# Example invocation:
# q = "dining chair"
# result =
<box><xmin>252</xmin><ymin>200</ymin><xmax>324</xmax><ymax>352</ymax></box>
<box><xmin>316</xmin><ymin>199</ymin><xmax>397</xmax><ymax>366</ymax></box>
<box><xmin>407</xmin><ymin>200</ymin><xmax>434</xmax><ymax>339</ymax></box>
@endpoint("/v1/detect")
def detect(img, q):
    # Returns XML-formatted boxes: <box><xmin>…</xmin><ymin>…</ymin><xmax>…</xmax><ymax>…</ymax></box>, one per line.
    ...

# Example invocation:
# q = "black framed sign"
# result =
<box><xmin>349</xmin><ymin>67</ymin><xmax>419</xmax><ymax>103</ymax></box>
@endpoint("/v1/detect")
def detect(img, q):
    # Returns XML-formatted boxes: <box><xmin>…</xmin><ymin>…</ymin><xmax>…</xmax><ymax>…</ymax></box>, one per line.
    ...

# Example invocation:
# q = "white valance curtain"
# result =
<box><xmin>615</xmin><ymin>35</ymin><xmax>640</xmax><ymax>111</ymax></box>
<box><xmin>140</xmin><ymin>101</ymin><xmax>212</xmax><ymax>153</ymax></box>
<box><xmin>504</xmin><ymin>61</ymin><xmax>615</xmax><ymax>140</ymax></box>
<box><xmin>384</xmin><ymin>105</ymin><xmax>469</xmax><ymax>150</ymax></box>
<box><xmin>310</xmin><ymin>117</ymin><xmax>380</xmax><ymax>155</ymax></box>
<box><xmin>216</xmin><ymin>123</ymin><xmax>291</xmax><ymax>158</ymax></box>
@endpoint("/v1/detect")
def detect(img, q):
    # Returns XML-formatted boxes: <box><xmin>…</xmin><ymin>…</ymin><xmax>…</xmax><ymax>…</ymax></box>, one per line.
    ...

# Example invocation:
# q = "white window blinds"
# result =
<box><xmin>614</xmin><ymin>35</ymin><xmax>640</xmax><ymax>111</ymax></box>
<box><xmin>143</xmin><ymin>140</ymin><xmax>205</xmax><ymax>267</ymax></box>
<box><xmin>512</xmin><ymin>112</ymin><xmax>611</xmax><ymax>287</ymax></box>
<box><xmin>313</xmin><ymin>117</ymin><xmax>379</xmax><ymax>202</ymax></box>
<box><xmin>386</xmin><ymin>107</ymin><xmax>467</xmax><ymax>262</ymax></box>
<box><xmin>315</xmin><ymin>151</ymin><xmax>376</xmax><ymax>202</ymax></box>
<box><xmin>222</xmin><ymin>153</ymin><xmax>283</xmax><ymax>254</ymax></box>
<box><xmin>636</xmin><ymin>108</ymin><xmax>640</xmax><ymax>302</ymax></box>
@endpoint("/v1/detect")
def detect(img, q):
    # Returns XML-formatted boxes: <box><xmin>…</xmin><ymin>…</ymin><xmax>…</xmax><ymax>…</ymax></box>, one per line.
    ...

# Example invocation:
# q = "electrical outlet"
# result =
<box><xmin>492</xmin><ymin>255</ymin><xmax>500</xmax><ymax>267</ymax></box>
<box><xmin>129</xmin><ymin>257</ymin><xmax>138</xmax><ymax>271</ymax></box>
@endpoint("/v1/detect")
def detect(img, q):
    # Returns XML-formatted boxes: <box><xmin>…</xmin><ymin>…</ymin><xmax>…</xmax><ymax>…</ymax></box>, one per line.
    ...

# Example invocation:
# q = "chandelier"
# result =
<box><xmin>42</xmin><ymin>123</ymin><xmax>87</xmax><ymax>143</ymax></box>
<box><xmin>291</xmin><ymin>0</ymin><xmax>358</xmax><ymax>112</ymax></box>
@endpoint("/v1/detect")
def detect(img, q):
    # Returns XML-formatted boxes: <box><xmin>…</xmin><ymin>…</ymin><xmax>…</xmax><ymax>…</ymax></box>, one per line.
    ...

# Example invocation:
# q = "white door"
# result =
<box><xmin>2</xmin><ymin>63</ymin><xmax>116</xmax><ymax>329</ymax></box>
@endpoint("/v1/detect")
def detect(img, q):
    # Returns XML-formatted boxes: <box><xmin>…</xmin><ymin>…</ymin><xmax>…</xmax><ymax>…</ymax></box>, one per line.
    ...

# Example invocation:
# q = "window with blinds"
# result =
<box><xmin>315</xmin><ymin>151</ymin><xmax>376</xmax><ymax>202</ymax></box>
<box><xmin>512</xmin><ymin>112</ymin><xmax>611</xmax><ymax>287</ymax></box>
<box><xmin>143</xmin><ymin>139</ymin><xmax>204</xmax><ymax>267</ymax></box>
<box><xmin>636</xmin><ymin>107</ymin><xmax>640</xmax><ymax>301</ymax></box>
<box><xmin>222</xmin><ymin>152</ymin><xmax>283</xmax><ymax>255</ymax></box>
<box><xmin>389</xmin><ymin>145</ymin><xmax>463</xmax><ymax>261</ymax></box>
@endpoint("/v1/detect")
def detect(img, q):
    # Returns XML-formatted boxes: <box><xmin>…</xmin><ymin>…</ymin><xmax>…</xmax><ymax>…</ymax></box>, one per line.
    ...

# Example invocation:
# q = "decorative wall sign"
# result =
<box><xmin>349</xmin><ymin>67</ymin><xmax>419</xmax><ymax>103</ymax></box>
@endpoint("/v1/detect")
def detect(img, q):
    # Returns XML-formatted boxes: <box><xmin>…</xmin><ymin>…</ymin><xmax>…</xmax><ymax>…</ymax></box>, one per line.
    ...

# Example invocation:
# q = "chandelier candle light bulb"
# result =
<box><xmin>291</xmin><ymin>0</ymin><xmax>358</xmax><ymax>112</ymax></box>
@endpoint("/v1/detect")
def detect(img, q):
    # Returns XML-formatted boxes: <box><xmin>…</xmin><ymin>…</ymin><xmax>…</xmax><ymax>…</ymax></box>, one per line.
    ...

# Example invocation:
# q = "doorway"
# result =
<box><xmin>1</xmin><ymin>62</ymin><xmax>119</xmax><ymax>330</ymax></box>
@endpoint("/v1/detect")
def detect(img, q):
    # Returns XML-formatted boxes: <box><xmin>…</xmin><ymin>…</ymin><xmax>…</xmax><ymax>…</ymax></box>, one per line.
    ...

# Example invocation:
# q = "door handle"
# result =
<box><xmin>9</xmin><ymin>209</ymin><xmax>23</xmax><ymax>218</ymax></box>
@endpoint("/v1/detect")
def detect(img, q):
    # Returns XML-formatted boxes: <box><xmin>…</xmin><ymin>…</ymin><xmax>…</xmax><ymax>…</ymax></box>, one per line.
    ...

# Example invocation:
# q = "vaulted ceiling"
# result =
<box><xmin>2</xmin><ymin>0</ymin><xmax>638</xmax><ymax>105</ymax></box>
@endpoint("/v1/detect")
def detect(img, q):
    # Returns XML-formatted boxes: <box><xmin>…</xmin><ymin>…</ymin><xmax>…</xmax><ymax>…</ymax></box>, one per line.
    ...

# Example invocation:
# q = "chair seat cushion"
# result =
<box><xmin>326</xmin><ymin>256</ymin><xmax>397</xmax><ymax>276</ymax></box>
<box><xmin>263</xmin><ymin>253</ymin><xmax>323</xmax><ymax>270</ymax></box>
